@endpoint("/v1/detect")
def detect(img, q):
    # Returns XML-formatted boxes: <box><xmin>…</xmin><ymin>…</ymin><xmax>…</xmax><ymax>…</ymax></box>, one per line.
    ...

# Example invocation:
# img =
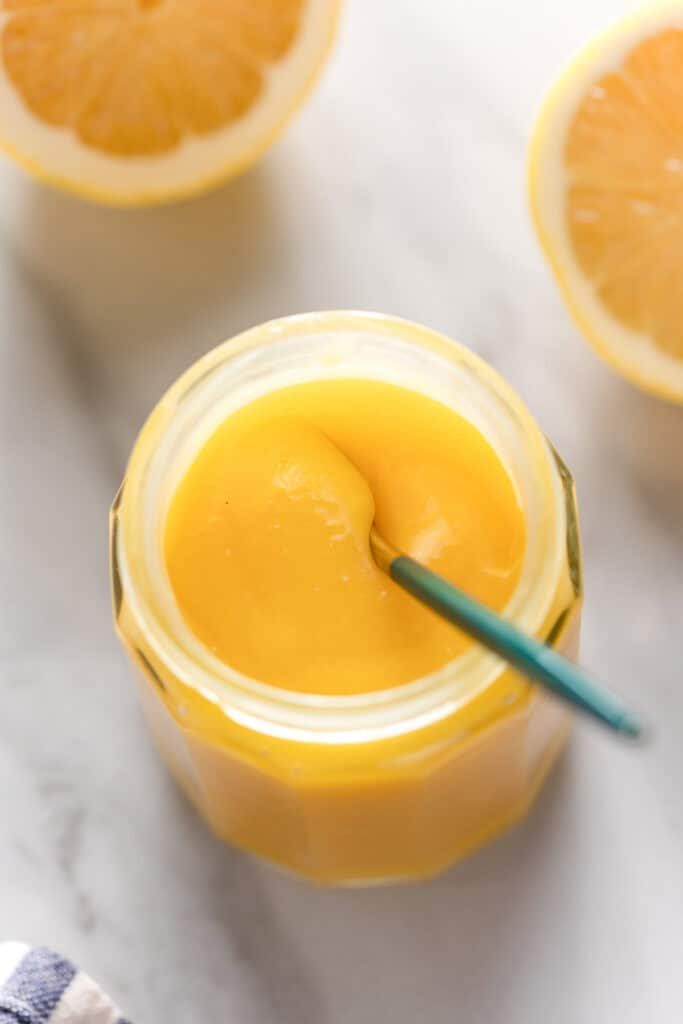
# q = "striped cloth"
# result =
<box><xmin>0</xmin><ymin>944</ymin><xmax>129</xmax><ymax>1024</ymax></box>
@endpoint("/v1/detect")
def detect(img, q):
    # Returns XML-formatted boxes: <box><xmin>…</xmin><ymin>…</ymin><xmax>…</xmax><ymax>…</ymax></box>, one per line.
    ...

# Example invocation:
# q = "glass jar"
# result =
<box><xmin>111</xmin><ymin>312</ymin><xmax>582</xmax><ymax>885</ymax></box>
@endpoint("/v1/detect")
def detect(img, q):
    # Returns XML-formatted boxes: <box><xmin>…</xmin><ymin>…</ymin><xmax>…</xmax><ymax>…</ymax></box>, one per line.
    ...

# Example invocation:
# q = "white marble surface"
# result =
<box><xmin>1</xmin><ymin>1</ymin><xmax>682</xmax><ymax>1020</ymax></box>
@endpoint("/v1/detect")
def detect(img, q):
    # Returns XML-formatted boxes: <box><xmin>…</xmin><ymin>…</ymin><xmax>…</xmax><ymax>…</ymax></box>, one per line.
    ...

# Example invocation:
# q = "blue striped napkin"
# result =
<box><xmin>0</xmin><ymin>944</ymin><xmax>129</xmax><ymax>1024</ymax></box>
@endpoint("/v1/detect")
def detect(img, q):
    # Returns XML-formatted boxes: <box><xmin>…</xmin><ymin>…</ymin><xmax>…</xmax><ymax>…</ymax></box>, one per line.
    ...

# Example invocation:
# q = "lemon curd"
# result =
<box><xmin>112</xmin><ymin>312</ymin><xmax>582</xmax><ymax>884</ymax></box>
<box><xmin>164</xmin><ymin>382</ymin><xmax>526</xmax><ymax>696</ymax></box>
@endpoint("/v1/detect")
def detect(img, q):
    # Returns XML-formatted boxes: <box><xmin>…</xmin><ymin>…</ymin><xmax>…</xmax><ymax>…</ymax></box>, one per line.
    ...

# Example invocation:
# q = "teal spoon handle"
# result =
<box><xmin>373</xmin><ymin>534</ymin><xmax>642</xmax><ymax>739</ymax></box>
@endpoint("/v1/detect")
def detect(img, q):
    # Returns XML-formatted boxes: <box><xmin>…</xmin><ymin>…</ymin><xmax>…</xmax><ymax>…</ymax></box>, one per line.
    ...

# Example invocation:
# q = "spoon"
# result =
<box><xmin>265</xmin><ymin>421</ymin><xmax>644</xmax><ymax>741</ymax></box>
<box><xmin>369</xmin><ymin>527</ymin><xmax>644</xmax><ymax>740</ymax></box>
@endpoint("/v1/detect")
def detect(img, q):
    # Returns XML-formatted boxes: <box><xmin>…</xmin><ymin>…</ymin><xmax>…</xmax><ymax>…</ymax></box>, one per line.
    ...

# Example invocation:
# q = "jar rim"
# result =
<box><xmin>115</xmin><ymin>311</ymin><xmax>567</xmax><ymax>743</ymax></box>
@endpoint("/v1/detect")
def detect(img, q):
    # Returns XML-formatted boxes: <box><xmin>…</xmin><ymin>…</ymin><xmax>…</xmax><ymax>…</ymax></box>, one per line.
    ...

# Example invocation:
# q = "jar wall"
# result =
<box><xmin>113</xmin><ymin>479</ymin><xmax>581</xmax><ymax>885</ymax></box>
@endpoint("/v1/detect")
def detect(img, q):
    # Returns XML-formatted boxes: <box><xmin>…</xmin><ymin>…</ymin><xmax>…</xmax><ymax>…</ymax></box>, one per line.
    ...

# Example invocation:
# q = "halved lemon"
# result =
<box><xmin>0</xmin><ymin>0</ymin><xmax>340</xmax><ymax>206</ymax></box>
<box><xmin>529</xmin><ymin>2</ymin><xmax>683</xmax><ymax>403</ymax></box>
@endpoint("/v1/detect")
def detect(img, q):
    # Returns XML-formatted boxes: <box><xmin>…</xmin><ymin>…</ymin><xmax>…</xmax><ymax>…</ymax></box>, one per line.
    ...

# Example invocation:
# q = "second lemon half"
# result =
<box><xmin>529</xmin><ymin>2</ymin><xmax>683</xmax><ymax>403</ymax></box>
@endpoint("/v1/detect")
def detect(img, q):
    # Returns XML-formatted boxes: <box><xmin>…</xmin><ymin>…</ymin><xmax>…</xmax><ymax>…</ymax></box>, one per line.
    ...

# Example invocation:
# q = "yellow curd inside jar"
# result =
<box><xmin>164</xmin><ymin>380</ymin><xmax>527</xmax><ymax>695</ymax></box>
<box><xmin>111</xmin><ymin>311</ymin><xmax>582</xmax><ymax>885</ymax></box>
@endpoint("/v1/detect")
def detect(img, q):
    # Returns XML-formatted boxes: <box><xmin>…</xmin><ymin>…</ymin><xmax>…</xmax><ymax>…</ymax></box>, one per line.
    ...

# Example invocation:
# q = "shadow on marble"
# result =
<box><xmin>588</xmin><ymin>375</ymin><xmax>683</xmax><ymax>546</ymax></box>
<box><xmin>151</xmin><ymin>780</ymin><xmax>328</xmax><ymax>1024</ymax></box>
<box><xmin>13</xmin><ymin>166</ymin><xmax>287</xmax><ymax>362</ymax></box>
<box><xmin>210</xmin><ymin>748</ymin><xmax>580</xmax><ymax>1024</ymax></box>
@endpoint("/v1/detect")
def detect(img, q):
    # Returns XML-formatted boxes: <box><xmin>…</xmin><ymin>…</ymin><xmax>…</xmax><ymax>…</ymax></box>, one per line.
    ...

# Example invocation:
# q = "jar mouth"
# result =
<box><xmin>116</xmin><ymin>311</ymin><xmax>567</xmax><ymax>743</ymax></box>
